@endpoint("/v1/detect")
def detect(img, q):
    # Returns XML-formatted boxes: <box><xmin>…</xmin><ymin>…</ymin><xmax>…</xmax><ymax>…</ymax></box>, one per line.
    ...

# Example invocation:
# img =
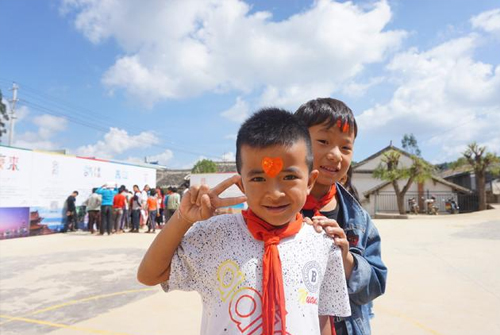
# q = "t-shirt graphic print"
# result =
<box><xmin>162</xmin><ymin>214</ymin><xmax>351</xmax><ymax>335</ymax></box>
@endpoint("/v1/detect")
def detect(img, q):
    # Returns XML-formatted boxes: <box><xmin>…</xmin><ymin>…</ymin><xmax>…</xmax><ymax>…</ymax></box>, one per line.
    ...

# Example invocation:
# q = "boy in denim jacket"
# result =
<box><xmin>295</xmin><ymin>98</ymin><xmax>387</xmax><ymax>335</ymax></box>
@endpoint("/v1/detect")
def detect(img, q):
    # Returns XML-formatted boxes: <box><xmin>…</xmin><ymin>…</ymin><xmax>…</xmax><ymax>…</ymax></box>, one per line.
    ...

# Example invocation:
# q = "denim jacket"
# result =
<box><xmin>304</xmin><ymin>183</ymin><xmax>387</xmax><ymax>335</ymax></box>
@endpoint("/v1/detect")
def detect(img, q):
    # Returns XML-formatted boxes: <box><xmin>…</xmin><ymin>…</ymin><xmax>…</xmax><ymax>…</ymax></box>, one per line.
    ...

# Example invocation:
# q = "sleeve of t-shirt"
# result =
<box><xmin>161</xmin><ymin>218</ymin><xmax>217</xmax><ymax>294</ymax></box>
<box><xmin>318</xmin><ymin>243</ymin><xmax>351</xmax><ymax>317</ymax></box>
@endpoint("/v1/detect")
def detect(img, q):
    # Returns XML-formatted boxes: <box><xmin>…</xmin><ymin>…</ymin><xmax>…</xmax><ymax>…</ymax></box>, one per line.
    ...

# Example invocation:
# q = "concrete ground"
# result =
<box><xmin>0</xmin><ymin>207</ymin><xmax>499</xmax><ymax>335</ymax></box>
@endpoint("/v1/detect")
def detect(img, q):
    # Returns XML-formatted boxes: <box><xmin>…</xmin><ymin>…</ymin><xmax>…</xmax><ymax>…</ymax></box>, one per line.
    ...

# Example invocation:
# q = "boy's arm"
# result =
<box><xmin>319</xmin><ymin>316</ymin><xmax>332</xmax><ymax>335</ymax></box>
<box><xmin>307</xmin><ymin>217</ymin><xmax>355</xmax><ymax>278</ymax></box>
<box><xmin>346</xmin><ymin>213</ymin><xmax>387</xmax><ymax>306</ymax></box>
<box><xmin>137</xmin><ymin>175</ymin><xmax>246</xmax><ymax>286</ymax></box>
<box><xmin>318</xmin><ymin>241</ymin><xmax>351</xmax><ymax>320</ymax></box>
<box><xmin>309</xmin><ymin>214</ymin><xmax>387</xmax><ymax>305</ymax></box>
<box><xmin>137</xmin><ymin>205</ymin><xmax>193</xmax><ymax>285</ymax></box>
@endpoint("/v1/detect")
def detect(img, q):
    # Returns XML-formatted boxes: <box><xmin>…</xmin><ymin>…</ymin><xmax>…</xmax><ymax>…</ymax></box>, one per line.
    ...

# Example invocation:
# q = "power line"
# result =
<box><xmin>1</xmin><ymin>79</ymin><xmax>223</xmax><ymax>160</ymax></box>
<box><xmin>19</xmin><ymin>98</ymin><xmax>221</xmax><ymax>160</ymax></box>
<box><xmin>422</xmin><ymin>109</ymin><xmax>497</xmax><ymax>143</ymax></box>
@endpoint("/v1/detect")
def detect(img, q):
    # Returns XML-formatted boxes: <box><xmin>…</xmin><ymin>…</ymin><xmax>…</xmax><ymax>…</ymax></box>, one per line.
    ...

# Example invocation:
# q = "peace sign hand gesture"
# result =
<box><xmin>179</xmin><ymin>175</ymin><xmax>247</xmax><ymax>225</ymax></box>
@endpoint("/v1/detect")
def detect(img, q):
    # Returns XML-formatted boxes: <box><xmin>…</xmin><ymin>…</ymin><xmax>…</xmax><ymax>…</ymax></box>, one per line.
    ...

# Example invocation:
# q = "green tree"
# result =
<box><xmin>373</xmin><ymin>149</ymin><xmax>434</xmax><ymax>214</ymax></box>
<box><xmin>453</xmin><ymin>142</ymin><xmax>500</xmax><ymax>211</ymax></box>
<box><xmin>401</xmin><ymin>133</ymin><xmax>421</xmax><ymax>157</ymax></box>
<box><xmin>192</xmin><ymin>159</ymin><xmax>217</xmax><ymax>174</ymax></box>
<box><xmin>0</xmin><ymin>90</ymin><xmax>9</xmax><ymax>142</ymax></box>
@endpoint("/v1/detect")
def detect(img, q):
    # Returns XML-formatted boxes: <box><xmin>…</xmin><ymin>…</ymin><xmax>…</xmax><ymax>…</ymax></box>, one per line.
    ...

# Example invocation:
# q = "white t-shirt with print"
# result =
<box><xmin>162</xmin><ymin>213</ymin><xmax>351</xmax><ymax>335</ymax></box>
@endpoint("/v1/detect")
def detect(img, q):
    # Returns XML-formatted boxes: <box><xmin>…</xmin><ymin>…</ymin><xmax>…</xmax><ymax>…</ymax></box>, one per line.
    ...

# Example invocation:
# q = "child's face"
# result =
<box><xmin>238</xmin><ymin>141</ymin><xmax>318</xmax><ymax>226</ymax></box>
<box><xmin>308</xmin><ymin>122</ymin><xmax>354</xmax><ymax>188</ymax></box>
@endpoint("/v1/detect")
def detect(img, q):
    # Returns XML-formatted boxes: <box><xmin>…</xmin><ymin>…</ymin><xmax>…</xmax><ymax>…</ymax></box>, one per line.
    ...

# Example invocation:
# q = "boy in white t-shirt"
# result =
<box><xmin>138</xmin><ymin>108</ymin><xmax>351</xmax><ymax>335</ymax></box>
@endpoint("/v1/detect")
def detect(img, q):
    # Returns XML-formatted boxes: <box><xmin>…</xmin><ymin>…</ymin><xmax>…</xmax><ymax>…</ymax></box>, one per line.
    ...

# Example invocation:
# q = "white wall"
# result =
<box><xmin>352</xmin><ymin>172</ymin><xmax>384</xmax><ymax>196</ymax></box>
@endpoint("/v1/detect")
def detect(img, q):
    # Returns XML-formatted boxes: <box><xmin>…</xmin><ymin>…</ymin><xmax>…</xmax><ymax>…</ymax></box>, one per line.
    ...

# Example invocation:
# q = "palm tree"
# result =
<box><xmin>373</xmin><ymin>150</ymin><xmax>433</xmax><ymax>214</ymax></box>
<box><xmin>461</xmin><ymin>142</ymin><xmax>499</xmax><ymax>210</ymax></box>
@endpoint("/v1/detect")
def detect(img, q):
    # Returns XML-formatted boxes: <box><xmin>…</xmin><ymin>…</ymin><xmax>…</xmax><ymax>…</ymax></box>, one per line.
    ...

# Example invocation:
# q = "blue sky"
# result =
<box><xmin>1</xmin><ymin>0</ymin><xmax>499</xmax><ymax>168</ymax></box>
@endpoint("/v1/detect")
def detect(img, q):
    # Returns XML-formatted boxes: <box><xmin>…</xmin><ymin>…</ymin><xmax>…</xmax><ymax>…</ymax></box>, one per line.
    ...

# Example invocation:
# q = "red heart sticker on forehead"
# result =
<box><xmin>262</xmin><ymin>157</ymin><xmax>283</xmax><ymax>178</ymax></box>
<box><xmin>342</xmin><ymin>122</ymin><xmax>350</xmax><ymax>133</ymax></box>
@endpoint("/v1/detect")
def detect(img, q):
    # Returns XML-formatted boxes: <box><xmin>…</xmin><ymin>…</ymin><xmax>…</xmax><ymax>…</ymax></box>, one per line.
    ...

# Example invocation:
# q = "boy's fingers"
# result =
<box><xmin>189</xmin><ymin>185</ymin><xmax>199</xmax><ymax>205</ymax></box>
<box><xmin>325</xmin><ymin>226</ymin><xmax>345</xmax><ymax>238</ymax></box>
<box><xmin>314</xmin><ymin>223</ymin><xmax>323</xmax><ymax>233</ymax></box>
<box><xmin>305</xmin><ymin>217</ymin><xmax>325</xmax><ymax>233</ymax></box>
<box><xmin>196</xmin><ymin>184</ymin><xmax>210</xmax><ymax>207</ymax></box>
<box><xmin>216</xmin><ymin>195</ymin><xmax>247</xmax><ymax>208</ymax></box>
<box><xmin>200</xmin><ymin>194</ymin><xmax>212</xmax><ymax>219</ymax></box>
<box><xmin>312</xmin><ymin>217</ymin><xmax>340</xmax><ymax>228</ymax></box>
<box><xmin>211</xmin><ymin>175</ymin><xmax>241</xmax><ymax>196</ymax></box>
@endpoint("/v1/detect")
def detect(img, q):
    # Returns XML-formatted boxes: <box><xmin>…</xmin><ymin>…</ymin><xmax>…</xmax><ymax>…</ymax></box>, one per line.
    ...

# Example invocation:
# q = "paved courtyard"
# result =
<box><xmin>1</xmin><ymin>207</ymin><xmax>499</xmax><ymax>335</ymax></box>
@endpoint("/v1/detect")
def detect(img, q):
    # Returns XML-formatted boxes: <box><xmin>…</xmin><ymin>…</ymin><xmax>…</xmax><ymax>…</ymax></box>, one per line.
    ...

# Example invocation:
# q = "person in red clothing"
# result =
<box><xmin>146</xmin><ymin>189</ymin><xmax>159</xmax><ymax>233</ymax></box>
<box><xmin>112</xmin><ymin>185</ymin><xmax>127</xmax><ymax>234</ymax></box>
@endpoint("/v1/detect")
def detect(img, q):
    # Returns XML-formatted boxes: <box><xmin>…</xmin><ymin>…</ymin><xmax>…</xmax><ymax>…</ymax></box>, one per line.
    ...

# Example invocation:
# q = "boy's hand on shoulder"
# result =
<box><xmin>306</xmin><ymin>216</ymin><xmax>355</xmax><ymax>278</ymax></box>
<box><xmin>307</xmin><ymin>216</ymin><xmax>349</xmax><ymax>259</ymax></box>
<box><xmin>179</xmin><ymin>175</ymin><xmax>247</xmax><ymax>224</ymax></box>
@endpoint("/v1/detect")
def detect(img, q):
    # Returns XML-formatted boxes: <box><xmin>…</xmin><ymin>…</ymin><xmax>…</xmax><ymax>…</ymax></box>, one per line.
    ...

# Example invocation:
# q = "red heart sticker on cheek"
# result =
<box><xmin>262</xmin><ymin>157</ymin><xmax>283</xmax><ymax>178</ymax></box>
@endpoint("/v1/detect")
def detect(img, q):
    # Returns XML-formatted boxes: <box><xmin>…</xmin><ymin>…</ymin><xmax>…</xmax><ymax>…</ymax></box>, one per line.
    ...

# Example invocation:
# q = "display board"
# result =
<box><xmin>0</xmin><ymin>145</ymin><xmax>157</xmax><ymax>238</ymax></box>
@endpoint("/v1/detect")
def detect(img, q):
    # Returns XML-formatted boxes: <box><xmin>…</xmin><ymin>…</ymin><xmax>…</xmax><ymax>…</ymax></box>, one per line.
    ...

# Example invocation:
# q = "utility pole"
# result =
<box><xmin>8</xmin><ymin>83</ymin><xmax>18</xmax><ymax>146</ymax></box>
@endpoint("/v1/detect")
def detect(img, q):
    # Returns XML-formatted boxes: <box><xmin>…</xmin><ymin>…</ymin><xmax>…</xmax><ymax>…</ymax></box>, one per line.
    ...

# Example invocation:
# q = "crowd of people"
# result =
<box><xmin>63</xmin><ymin>184</ymin><xmax>181</xmax><ymax>235</ymax></box>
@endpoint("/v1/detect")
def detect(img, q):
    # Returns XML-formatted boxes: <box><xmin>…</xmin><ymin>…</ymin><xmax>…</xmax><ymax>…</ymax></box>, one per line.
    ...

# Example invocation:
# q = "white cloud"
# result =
<box><xmin>14</xmin><ymin>105</ymin><xmax>30</xmax><ymax>122</ymax></box>
<box><xmin>76</xmin><ymin>127</ymin><xmax>159</xmax><ymax>158</ymax></box>
<box><xmin>341</xmin><ymin>77</ymin><xmax>385</xmax><ymax>98</ymax></box>
<box><xmin>1</xmin><ymin>104</ymin><xmax>29</xmax><ymax>138</ymax></box>
<box><xmin>61</xmin><ymin>0</ymin><xmax>406</xmax><ymax>106</ymax></box>
<box><xmin>33</xmin><ymin>114</ymin><xmax>68</xmax><ymax>140</ymax></box>
<box><xmin>225</xmin><ymin>134</ymin><xmax>237</xmax><ymax>140</ymax></box>
<box><xmin>12</xmin><ymin>112</ymin><xmax>68</xmax><ymax>150</ymax></box>
<box><xmin>220</xmin><ymin>97</ymin><xmax>250</xmax><ymax>123</ymax></box>
<box><xmin>258</xmin><ymin>83</ymin><xmax>337</xmax><ymax>110</ymax></box>
<box><xmin>357</xmin><ymin>33</ymin><xmax>500</xmax><ymax>161</ymax></box>
<box><xmin>147</xmin><ymin>149</ymin><xmax>174</xmax><ymax>165</ymax></box>
<box><xmin>471</xmin><ymin>8</ymin><xmax>500</xmax><ymax>36</ymax></box>
<box><xmin>126</xmin><ymin>149</ymin><xmax>173</xmax><ymax>166</ymax></box>
<box><xmin>221</xmin><ymin>151</ymin><xmax>235</xmax><ymax>162</ymax></box>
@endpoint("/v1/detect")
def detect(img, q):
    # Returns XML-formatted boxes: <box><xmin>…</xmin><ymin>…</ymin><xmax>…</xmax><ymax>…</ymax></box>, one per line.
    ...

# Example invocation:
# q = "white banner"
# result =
<box><xmin>0</xmin><ymin>145</ymin><xmax>157</xmax><ymax>236</ymax></box>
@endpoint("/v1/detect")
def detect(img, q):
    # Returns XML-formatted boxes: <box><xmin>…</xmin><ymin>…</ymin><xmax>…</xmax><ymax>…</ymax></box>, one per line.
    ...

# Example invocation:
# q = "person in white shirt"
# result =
<box><xmin>138</xmin><ymin>108</ymin><xmax>351</xmax><ymax>334</ymax></box>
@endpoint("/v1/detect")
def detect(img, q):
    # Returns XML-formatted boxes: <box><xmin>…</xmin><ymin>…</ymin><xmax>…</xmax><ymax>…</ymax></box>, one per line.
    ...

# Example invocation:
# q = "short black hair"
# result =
<box><xmin>295</xmin><ymin>98</ymin><xmax>358</xmax><ymax>138</ymax></box>
<box><xmin>92</xmin><ymin>187</ymin><xmax>97</xmax><ymax>193</ymax></box>
<box><xmin>236</xmin><ymin>107</ymin><xmax>313</xmax><ymax>173</ymax></box>
<box><xmin>150</xmin><ymin>189</ymin><xmax>157</xmax><ymax>196</ymax></box>
<box><xmin>73</xmin><ymin>191</ymin><xmax>79</xmax><ymax>195</ymax></box>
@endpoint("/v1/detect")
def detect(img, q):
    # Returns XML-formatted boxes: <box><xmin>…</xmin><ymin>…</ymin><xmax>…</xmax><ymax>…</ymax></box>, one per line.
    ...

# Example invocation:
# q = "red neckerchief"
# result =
<box><xmin>242</xmin><ymin>209</ymin><xmax>303</xmax><ymax>335</ymax></box>
<box><xmin>303</xmin><ymin>185</ymin><xmax>337</xmax><ymax>217</ymax></box>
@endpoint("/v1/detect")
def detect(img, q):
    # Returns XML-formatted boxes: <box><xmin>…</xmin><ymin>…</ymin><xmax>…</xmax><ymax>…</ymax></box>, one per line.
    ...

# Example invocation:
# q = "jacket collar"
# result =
<box><xmin>335</xmin><ymin>182</ymin><xmax>365</xmax><ymax>226</ymax></box>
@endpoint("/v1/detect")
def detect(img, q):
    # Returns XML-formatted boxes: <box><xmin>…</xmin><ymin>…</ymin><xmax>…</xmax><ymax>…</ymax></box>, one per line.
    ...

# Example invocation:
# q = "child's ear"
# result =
<box><xmin>307</xmin><ymin>169</ymin><xmax>319</xmax><ymax>194</ymax></box>
<box><xmin>236</xmin><ymin>174</ymin><xmax>245</xmax><ymax>194</ymax></box>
